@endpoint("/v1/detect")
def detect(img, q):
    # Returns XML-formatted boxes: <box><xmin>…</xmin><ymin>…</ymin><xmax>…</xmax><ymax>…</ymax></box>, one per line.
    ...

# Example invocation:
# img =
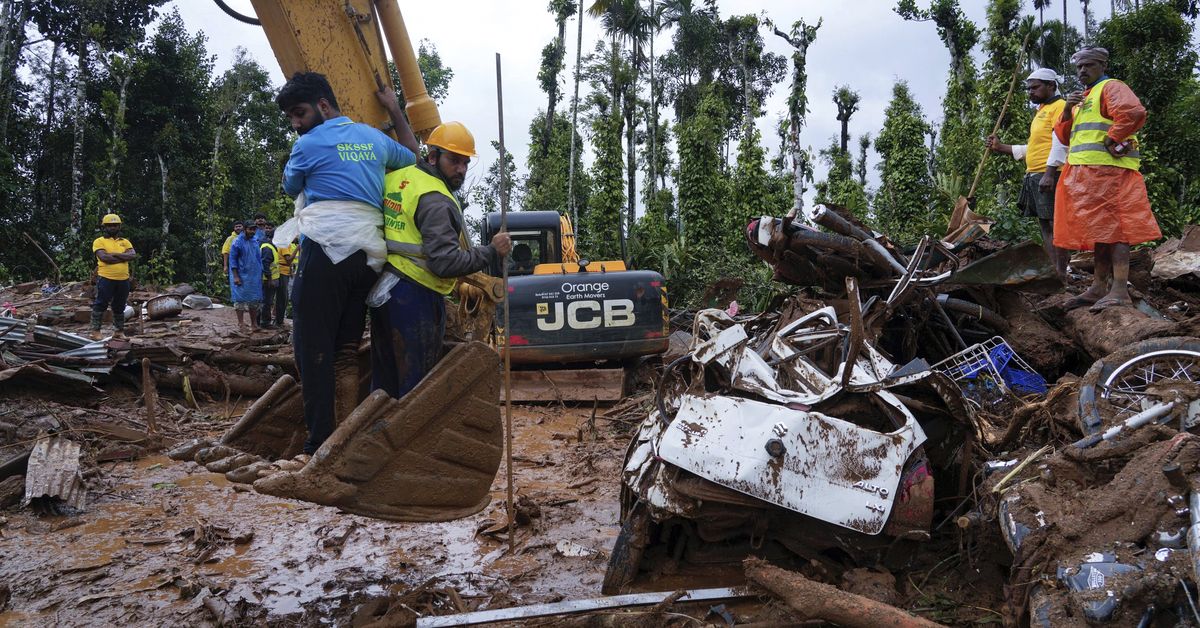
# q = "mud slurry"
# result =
<box><xmin>0</xmin><ymin>405</ymin><xmax>621</xmax><ymax>626</ymax></box>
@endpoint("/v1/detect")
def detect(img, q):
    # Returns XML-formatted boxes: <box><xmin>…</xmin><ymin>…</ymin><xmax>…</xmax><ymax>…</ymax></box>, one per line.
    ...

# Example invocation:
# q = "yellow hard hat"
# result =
<box><xmin>102</xmin><ymin>213</ymin><xmax>122</xmax><ymax>225</ymax></box>
<box><xmin>426</xmin><ymin>122</ymin><xmax>477</xmax><ymax>157</ymax></box>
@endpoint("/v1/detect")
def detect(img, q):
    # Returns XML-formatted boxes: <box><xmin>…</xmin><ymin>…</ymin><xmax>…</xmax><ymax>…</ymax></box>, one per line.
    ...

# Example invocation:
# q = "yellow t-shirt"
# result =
<box><xmin>93</xmin><ymin>237</ymin><xmax>133</xmax><ymax>280</ymax></box>
<box><xmin>1025</xmin><ymin>98</ymin><xmax>1066</xmax><ymax>173</ymax></box>
<box><xmin>277</xmin><ymin>244</ymin><xmax>295</xmax><ymax>276</ymax></box>
<box><xmin>221</xmin><ymin>232</ymin><xmax>237</xmax><ymax>255</ymax></box>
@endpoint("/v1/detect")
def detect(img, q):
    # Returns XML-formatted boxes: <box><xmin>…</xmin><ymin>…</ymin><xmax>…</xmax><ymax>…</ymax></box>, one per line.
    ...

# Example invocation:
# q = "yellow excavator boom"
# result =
<box><xmin>248</xmin><ymin>0</ymin><xmax>441</xmax><ymax>138</ymax></box>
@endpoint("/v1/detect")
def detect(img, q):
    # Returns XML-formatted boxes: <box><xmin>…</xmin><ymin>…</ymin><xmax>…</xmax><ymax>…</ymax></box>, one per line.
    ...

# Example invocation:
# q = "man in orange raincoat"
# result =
<box><xmin>1053</xmin><ymin>46</ymin><xmax>1161</xmax><ymax>311</ymax></box>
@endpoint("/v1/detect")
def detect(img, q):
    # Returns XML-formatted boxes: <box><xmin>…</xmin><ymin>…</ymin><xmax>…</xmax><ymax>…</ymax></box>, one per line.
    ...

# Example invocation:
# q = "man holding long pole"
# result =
<box><xmin>371</xmin><ymin>122</ymin><xmax>511</xmax><ymax>399</ymax></box>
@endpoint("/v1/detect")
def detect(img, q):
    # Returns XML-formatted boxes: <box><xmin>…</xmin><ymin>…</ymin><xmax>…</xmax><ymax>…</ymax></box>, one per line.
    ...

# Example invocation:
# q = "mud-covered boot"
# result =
<box><xmin>89</xmin><ymin>311</ymin><xmax>104</xmax><ymax>340</ymax></box>
<box><xmin>112</xmin><ymin>311</ymin><xmax>125</xmax><ymax>339</ymax></box>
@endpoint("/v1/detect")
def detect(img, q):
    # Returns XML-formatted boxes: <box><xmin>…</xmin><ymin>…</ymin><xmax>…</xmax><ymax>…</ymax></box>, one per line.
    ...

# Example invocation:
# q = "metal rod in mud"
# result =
<box><xmin>496</xmin><ymin>51</ymin><xmax>516</xmax><ymax>551</ymax></box>
<box><xmin>1071</xmin><ymin>401</ymin><xmax>1175</xmax><ymax>449</ymax></box>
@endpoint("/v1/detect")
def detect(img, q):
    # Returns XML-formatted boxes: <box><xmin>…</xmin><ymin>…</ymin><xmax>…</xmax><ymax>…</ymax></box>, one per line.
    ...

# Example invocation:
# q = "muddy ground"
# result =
<box><xmin>0</xmin><ymin>399</ymin><xmax>629</xmax><ymax>625</ymax></box>
<box><xmin>6</xmin><ymin>263</ymin><xmax>1200</xmax><ymax>626</ymax></box>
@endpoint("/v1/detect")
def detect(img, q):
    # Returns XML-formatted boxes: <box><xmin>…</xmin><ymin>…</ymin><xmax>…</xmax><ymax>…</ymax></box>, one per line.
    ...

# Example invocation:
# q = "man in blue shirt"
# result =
<box><xmin>276</xmin><ymin>71</ymin><xmax>419</xmax><ymax>455</ymax></box>
<box><xmin>229</xmin><ymin>221</ymin><xmax>265</xmax><ymax>332</ymax></box>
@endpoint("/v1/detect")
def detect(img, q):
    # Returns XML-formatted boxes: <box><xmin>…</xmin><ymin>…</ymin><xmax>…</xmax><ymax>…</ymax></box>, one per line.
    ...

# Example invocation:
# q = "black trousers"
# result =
<box><xmin>259</xmin><ymin>278</ymin><xmax>275</xmax><ymax>326</ymax></box>
<box><xmin>273</xmin><ymin>275</ymin><xmax>289</xmax><ymax>324</ymax></box>
<box><xmin>290</xmin><ymin>239</ymin><xmax>377</xmax><ymax>454</ymax></box>
<box><xmin>92</xmin><ymin>277</ymin><xmax>130</xmax><ymax>328</ymax></box>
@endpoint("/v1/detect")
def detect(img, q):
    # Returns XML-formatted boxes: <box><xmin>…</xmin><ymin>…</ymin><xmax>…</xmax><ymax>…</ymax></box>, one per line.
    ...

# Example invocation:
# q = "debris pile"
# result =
<box><xmin>599</xmin><ymin>208</ymin><xmax>1200</xmax><ymax>625</ymax></box>
<box><xmin>11</xmin><ymin>210</ymin><xmax>1200</xmax><ymax>624</ymax></box>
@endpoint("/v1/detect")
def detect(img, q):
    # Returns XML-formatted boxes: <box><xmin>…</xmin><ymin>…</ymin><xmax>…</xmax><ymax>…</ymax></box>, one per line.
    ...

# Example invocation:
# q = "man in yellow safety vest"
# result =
<box><xmin>1053</xmin><ymin>47</ymin><xmax>1161</xmax><ymax>311</ymax></box>
<box><xmin>371</xmin><ymin>121</ymin><xmax>512</xmax><ymax>398</ymax></box>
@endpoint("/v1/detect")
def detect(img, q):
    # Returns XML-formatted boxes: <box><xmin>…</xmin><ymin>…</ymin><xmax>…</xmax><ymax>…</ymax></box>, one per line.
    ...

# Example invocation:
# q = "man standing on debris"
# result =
<box><xmin>259</xmin><ymin>222</ymin><xmax>280</xmax><ymax>329</ymax></box>
<box><xmin>270</xmin><ymin>237</ymin><xmax>296</xmax><ymax>327</ymax></box>
<box><xmin>91</xmin><ymin>213</ymin><xmax>137</xmax><ymax>339</ymax></box>
<box><xmin>371</xmin><ymin>121</ymin><xmax>511</xmax><ymax>399</ymax></box>
<box><xmin>221</xmin><ymin>220</ymin><xmax>243</xmax><ymax>275</ymax></box>
<box><xmin>229</xmin><ymin>220</ymin><xmax>264</xmax><ymax>332</ymax></box>
<box><xmin>276</xmin><ymin>72</ymin><xmax>419</xmax><ymax>455</ymax></box>
<box><xmin>1054</xmin><ymin>47</ymin><xmax>1161</xmax><ymax>311</ymax></box>
<box><xmin>986</xmin><ymin>68</ymin><xmax>1068</xmax><ymax>278</ymax></box>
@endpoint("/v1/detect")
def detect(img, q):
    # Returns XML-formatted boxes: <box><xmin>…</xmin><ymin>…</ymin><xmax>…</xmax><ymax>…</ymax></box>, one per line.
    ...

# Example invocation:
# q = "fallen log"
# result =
<box><xmin>744</xmin><ymin>558</ymin><xmax>944</xmax><ymax>628</ymax></box>
<box><xmin>154</xmin><ymin>370</ymin><xmax>273</xmax><ymax>398</ymax></box>
<box><xmin>208</xmin><ymin>351</ymin><xmax>295</xmax><ymax>368</ymax></box>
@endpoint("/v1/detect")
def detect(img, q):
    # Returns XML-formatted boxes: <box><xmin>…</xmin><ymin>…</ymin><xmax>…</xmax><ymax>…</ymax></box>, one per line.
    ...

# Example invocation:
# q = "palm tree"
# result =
<box><xmin>1033</xmin><ymin>0</ymin><xmax>1051</xmax><ymax>63</ymax></box>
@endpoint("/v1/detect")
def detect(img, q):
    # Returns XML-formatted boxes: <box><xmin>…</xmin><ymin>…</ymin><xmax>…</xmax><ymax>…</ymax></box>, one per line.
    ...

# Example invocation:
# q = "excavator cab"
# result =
<box><xmin>485</xmin><ymin>211</ymin><xmax>562</xmax><ymax>277</ymax></box>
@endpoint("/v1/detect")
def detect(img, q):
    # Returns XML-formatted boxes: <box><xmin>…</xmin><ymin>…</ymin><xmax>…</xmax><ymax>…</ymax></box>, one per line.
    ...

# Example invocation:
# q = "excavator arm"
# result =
<box><xmin>248</xmin><ymin>0</ymin><xmax>441</xmax><ymax>139</ymax></box>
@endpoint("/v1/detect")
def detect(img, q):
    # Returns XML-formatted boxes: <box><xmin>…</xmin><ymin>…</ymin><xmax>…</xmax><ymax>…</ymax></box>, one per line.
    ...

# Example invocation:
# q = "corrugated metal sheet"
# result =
<box><xmin>0</xmin><ymin>316</ymin><xmax>91</xmax><ymax>348</ymax></box>
<box><xmin>22</xmin><ymin>434</ymin><xmax>87</xmax><ymax>511</ymax></box>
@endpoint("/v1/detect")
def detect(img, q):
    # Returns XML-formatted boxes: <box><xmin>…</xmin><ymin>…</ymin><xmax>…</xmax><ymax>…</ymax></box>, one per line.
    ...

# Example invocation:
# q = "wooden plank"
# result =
<box><xmin>502</xmin><ymin>368</ymin><xmax>625</xmax><ymax>402</ymax></box>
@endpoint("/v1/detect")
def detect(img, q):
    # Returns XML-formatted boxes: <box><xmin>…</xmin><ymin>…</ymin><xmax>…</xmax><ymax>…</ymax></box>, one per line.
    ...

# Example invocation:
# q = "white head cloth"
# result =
<box><xmin>1026</xmin><ymin>68</ymin><xmax>1060</xmax><ymax>83</ymax></box>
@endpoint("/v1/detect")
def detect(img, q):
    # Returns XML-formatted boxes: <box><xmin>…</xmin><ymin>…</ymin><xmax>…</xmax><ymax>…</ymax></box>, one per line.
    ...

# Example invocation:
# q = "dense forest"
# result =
<box><xmin>0</xmin><ymin>0</ymin><xmax>1197</xmax><ymax>309</ymax></box>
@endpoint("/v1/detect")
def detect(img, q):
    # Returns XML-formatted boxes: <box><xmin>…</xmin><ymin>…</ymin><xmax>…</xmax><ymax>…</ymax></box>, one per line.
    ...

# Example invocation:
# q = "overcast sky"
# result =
<box><xmin>170</xmin><ymin>0</ymin><xmax>1163</xmax><ymax>213</ymax></box>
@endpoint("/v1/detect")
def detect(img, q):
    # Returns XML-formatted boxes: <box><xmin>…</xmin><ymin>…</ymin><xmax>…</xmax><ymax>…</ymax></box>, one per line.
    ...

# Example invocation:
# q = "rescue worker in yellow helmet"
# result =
<box><xmin>371</xmin><ymin>121</ymin><xmax>512</xmax><ymax>399</ymax></box>
<box><xmin>91</xmin><ymin>213</ymin><xmax>138</xmax><ymax>338</ymax></box>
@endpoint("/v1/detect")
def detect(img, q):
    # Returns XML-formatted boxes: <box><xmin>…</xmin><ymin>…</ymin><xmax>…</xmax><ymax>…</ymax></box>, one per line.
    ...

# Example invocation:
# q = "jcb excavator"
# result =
<box><xmin>197</xmin><ymin>0</ymin><xmax>668</xmax><ymax>521</ymax></box>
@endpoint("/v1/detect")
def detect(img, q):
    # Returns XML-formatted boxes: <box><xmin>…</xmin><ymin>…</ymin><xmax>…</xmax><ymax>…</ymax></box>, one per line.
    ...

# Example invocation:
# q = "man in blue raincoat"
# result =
<box><xmin>229</xmin><ymin>220</ymin><xmax>265</xmax><ymax>331</ymax></box>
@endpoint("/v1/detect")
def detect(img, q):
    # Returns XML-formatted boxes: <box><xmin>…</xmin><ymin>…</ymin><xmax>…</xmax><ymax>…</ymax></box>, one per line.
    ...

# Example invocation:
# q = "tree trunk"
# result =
<box><xmin>541</xmin><ymin>17</ymin><xmax>567</xmax><ymax>157</ymax></box>
<box><xmin>205</xmin><ymin>126</ymin><xmax>224</xmax><ymax>286</ymax></box>
<box><xmin>157</xmin><ymin>152</ymin><xmax>169</xmax><ymax>237</ymax></box>
<box><xmin>36</xmin><ymin>41</ymin><xmax>58</xmax><ymax>219</ymax></box>
<box><xmin>857</xmin><ymin>136</ymin><xmax>868</xmax><ymax>187</ymax></box>
<box><xmin>103</xmin><ymin>70</ymin><xmax>131</xmax><ymax>208</ymax></box>
<box><xmin>567</xmin><ymin>0</ymin><xmax>583</xmax><ymax>229</ymax></box>
<box><xmin>1038</xmin><ymin>9</ymin><xmax>1044</xmax><ymax>64</ymax></box>
<box><xmin>0</xmin><ymin>0</ymin><xmax>29</xmax><ymax>148</ymax></box>
<box><xmin>1082</xmin><ymin>0</ymin><xmax>1090</xmax><ymax>41</ymax></box>
<box><xmin>69</xmin><ymin>30</ymin><xmax>86</xmax><ymax>235</ymax></box>
<box><xmin>624</xmin><ymin>94</ymin><xmax>635</xmax><ymax>256</ymax></box>
<box><xmin>647</xmin><ymin>0</ymin><xmax>656</xmax><ymax>209</ymax></box>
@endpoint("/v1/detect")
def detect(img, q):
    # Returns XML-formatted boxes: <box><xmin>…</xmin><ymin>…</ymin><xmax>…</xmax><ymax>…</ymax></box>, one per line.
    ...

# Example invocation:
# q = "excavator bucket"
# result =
<box><xmin>252</xmin><ymin>341</ymin><xmax>503</xmax><ymax>522</ymax></box>
<box><xmin>220</xmin><ymin>374</ymin><xmax>307</xmax><ymax>460</ymax></box>
<box><xmin>220</xmin><ymin>343</ymin><xmax>373</xmax><ymax>459</ymax></box>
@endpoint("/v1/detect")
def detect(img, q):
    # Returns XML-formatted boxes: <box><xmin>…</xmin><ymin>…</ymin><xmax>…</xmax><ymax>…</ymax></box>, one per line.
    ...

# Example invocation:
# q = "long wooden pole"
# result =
<box><xmin>495</xmin><ymin>52</ymin><xmax>515</xmax><ymax>552</ymax></box>
<box><xmin>967</xmin><ymin>30</ymin><xmax>1033</xmax><ymax>200</ymax></box>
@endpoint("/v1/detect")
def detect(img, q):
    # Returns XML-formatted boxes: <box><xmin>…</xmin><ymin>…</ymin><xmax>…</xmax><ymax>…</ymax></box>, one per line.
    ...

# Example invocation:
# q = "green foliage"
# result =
<box><xmin>874</xmin><ymin>81</ymin><xmax>936</xmax><ymax>243</ymax></box>
<box><xmin>470</xmin><ymin>141</ymin><xmax>524</xmax><ymax>214</ymax></box>
<box><xmin>582</xmin><ymin>111</ymin><xmax>624</xmax><ymax>260</ymax></box>
<box><xmin>386</xmin><ymin>40</ymin><xmax>454</xmax><ymax>105</ymax></box>
<box><xmin>972</xmin><ymin>0</ymin><xmax>1033</xmax><ymax>221</ymax></box>
<box><xmin>729</xmin><ymin>120</ymin><xmax>771</xmax><ymax>239</ymax></box>
<box><xmin>1096</xmin><ymin>2</ymin><xmax>1200</xmax><ymax>239</ymax></box>
<box><xmin>139</xmin><ymin>243</ymin><xmax>175</xmax><ymax>287</ymax></box>
<box><xmin>524</xmin><ymin>111</ymin><xmax>591</xmax><ymax>214</ymax></box>
<box><xmin>675</xmin><ymin>85</ymin><xmax>727</xmax><ymax>251</ymax></box>
<box><xmin>815</xmin><ymin>139</ymin><xmax>869</xmax><ymax>213</ymax></box>
<box><xmin>899</xmin><ymin>0</ymin><xmax>982</xmax><ymax>187</ymax></box>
